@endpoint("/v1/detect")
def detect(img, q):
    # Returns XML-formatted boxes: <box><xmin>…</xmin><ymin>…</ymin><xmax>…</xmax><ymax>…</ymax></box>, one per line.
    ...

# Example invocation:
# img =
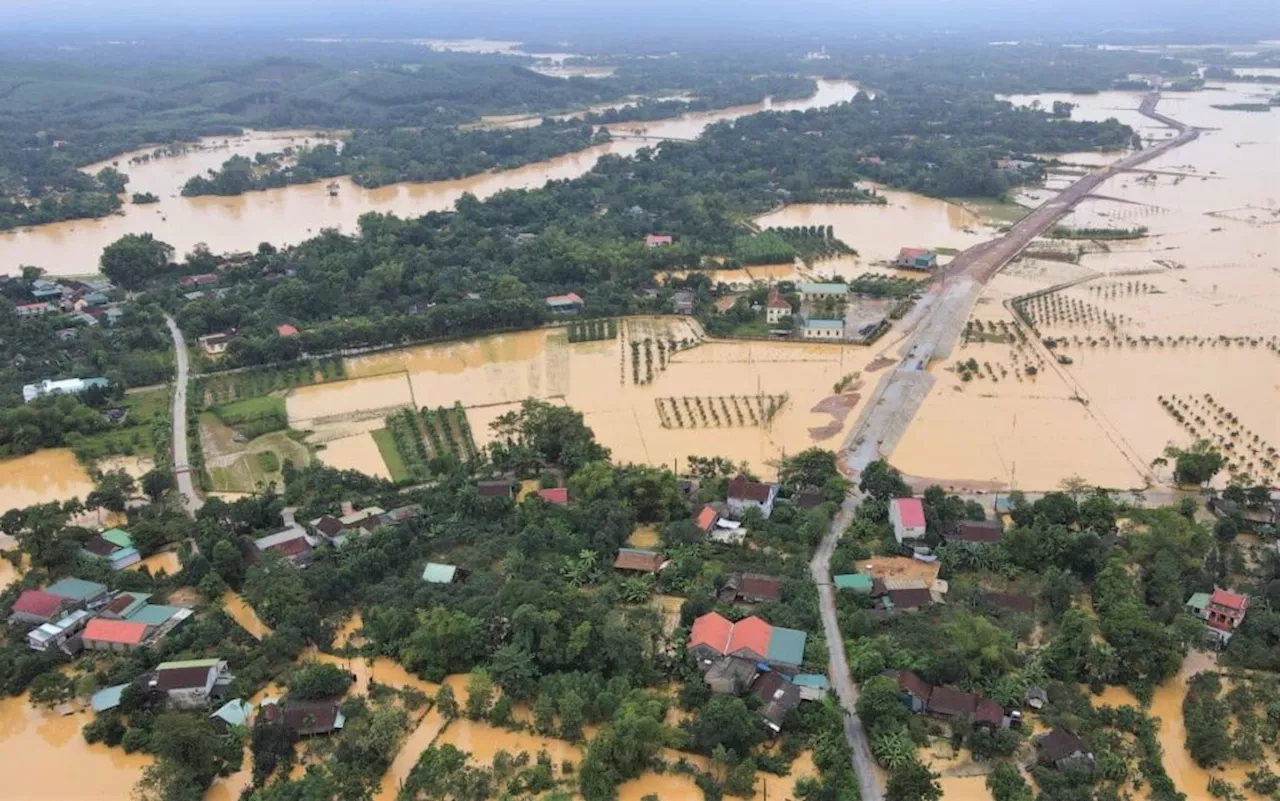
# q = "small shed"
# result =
<box><xmin>421</xmin><ymin>563</ymin><xmax>462</xmax><ymax>584</ymax></box>
<box><xmin>791</xmin><ymin>674</ymin><xmax>829</xmax><ymax>701</ymax></box>
<box><xmin>833</xmin><ymin>574</ymin><xmax>873</xmax><ymax>593</ymax></box>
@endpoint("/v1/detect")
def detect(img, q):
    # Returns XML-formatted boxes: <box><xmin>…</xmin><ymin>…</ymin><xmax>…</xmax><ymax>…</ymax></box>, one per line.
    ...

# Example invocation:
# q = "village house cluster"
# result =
<box><xmin>8</xmin><ymin>574</ymin><xmax>192</xmax><ymax>655</ymax></box>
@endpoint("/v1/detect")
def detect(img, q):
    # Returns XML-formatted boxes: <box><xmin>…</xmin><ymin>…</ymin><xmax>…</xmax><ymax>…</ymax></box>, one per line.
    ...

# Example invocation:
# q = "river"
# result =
<box><xmin>0</xmin><ymin>79</ymin><xmax>859</xmax><ymax>277</ymax></box>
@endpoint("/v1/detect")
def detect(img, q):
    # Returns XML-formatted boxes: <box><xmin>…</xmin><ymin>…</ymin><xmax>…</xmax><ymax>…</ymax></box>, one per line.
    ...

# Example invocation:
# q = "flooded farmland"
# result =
<box><xmin>0</xmin><ymin>80</ymin><xmax>859</xmax><ymax>277</ymax></box>
<box><xmin>304</xmin><ymin>317</ymin><xmax>881</xmax><ymax>477</ymax></box>
<box><xmin>893</xmin><ymin>79</ymin><xmax>1280</xmax><ymax>491</ymax></box>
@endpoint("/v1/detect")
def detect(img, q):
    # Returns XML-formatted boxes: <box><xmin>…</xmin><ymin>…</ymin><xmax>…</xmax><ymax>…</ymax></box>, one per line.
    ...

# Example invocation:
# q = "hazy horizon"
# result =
<box><xmin>0</xmin><ymin>0</ymin><xmax>1277</xmax><ymax>45</ymax></box>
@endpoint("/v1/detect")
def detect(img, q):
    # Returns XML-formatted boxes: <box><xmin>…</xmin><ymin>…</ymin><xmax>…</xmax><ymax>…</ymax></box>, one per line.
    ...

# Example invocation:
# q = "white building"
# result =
<box><xmin>796</xmin><ymin>282</ymin><xmax>848</xmax><ymax>301</ymax></box>
<box><xmin>22</xmin><ymin>376</ymin><xmax>108</xmax><ymax>404</ymax></box>
<box><xmin>803</xmin><ymin>320</ymin><xmax>844</xmax><ymax>340</ymax></box>
<box><xmin>889</xmin><ymin>498</ymin><xmax>927</xmax><ymax>543</ymax></box>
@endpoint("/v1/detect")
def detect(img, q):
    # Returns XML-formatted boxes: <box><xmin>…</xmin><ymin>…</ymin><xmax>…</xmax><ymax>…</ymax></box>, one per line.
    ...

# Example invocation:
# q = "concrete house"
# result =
<box><xmin>1037</xmin><ymin>728</ymin><xmax>1092</xmax><ymax>769</ymax></box>
<box><xmin>262</xmin><ymin>697</ymin><xmax>346</xmax><ymax>736</ymax></box>
<box><xmin>613</xmin><ymin>548</ymin><xmax>668</xmax><ymax>574</ymax></box>
<box><xmin>82</xmin><ymin>618</ymin><xmax>150</xmax><ymax>652</ymax></box>
<box><xmin>252</xmin><ymin>529</ymin><xmax>316</xmax><ymax>567</ymax></box>
<box><xmin>45</xmin><ymin>578</ymin><xmax>110</xmax><ymax>609</ymax></box>
<box><xmin>802</xmin><ymin>319</ymin><xmax>843</xmax><ymax>340</ymax></box>
<box><xmin>727</xmin><ymin>476</ymin><xmax>780</xmax><ymax>519</ymax></box>
<box><xmin>644</xmin><ymin>234</ymin><xmax>674</xmax><ymax>247</ymax></box>
<box><xmin>27</xmin><ymin>609</ymin><xmax>91</xmax><ymax>653</ymax></box>
<box><xmin>765</xmin><ymin>287</ymin><xmax>792</xmax><ymax>324</ymax></box>
<box><xmin>476</xmin><ymin>479</ymin><xmax>515</xmax><ymax>499</ymax></box>
<box><xmin>1187</xmin><ymin>587</ymin><xmax>1249</xmax><ymax>644</ymax></box>
<box><xmin>889</xmin><ymin>498</ymin><xmax>927</xmax><ymax>543</ymax></box>
<box><xmin>150</xmin><ymin>659</ymin><xmax>232</xmax><ymax>709</ymax></box>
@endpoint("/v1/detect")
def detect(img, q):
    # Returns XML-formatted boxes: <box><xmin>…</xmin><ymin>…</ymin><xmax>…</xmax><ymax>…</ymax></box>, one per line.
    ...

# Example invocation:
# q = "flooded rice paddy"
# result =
<box><xmin>1</xmin><ymin>80</ymin><xmax>858</xmax><ymax>277</ymax></box>
<box><xmin>894</xmin><ymin>80</ymin><xmax>1280</xmax><ymax>491</ymax></box>
<box><xmin>298</xmin><ymin>316</ymin><xmax>882</xmax><ymax>476</ymax></box>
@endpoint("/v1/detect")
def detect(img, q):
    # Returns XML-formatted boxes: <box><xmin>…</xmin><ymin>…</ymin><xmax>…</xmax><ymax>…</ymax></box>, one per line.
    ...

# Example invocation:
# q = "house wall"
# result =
<box><xmin>166</xmin><ymin>683</ymin><xmax>213</xmax><ymax>709</ymax></box>
<box><xmin>727</xmin><ymin>491</ymin><xmax>776</xmax><ymax>519</ymax></box>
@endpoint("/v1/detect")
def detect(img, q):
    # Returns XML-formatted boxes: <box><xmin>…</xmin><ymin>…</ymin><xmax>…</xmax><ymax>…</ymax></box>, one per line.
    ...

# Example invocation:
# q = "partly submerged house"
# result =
<box><xmin>80</xmin><ymin>528</ymin><xmax>141</xmax><ymax>570</ymax></box>
<box><xmin>802</xmin><ymin>319</ymin><xmax>844</xmax><ymax>341</ymax></box>
<box><xmin>44</xmin><ymin>578</ymin><xmax>110</xmax><ymax>609</ymax></box>
<box><xmin>8</xmin><ymin>590</ymin><xmax>75</xmax><ymax>626</ymax></box>
<box><xmin>422</xmin><ymin>562</ymin><xmax>468</xmax><ymax>584</ymax></box>
<box><xmin>896</xmin><ymin>248</ymin><xmax>938</xmax><ymax>271</ymax></box>
<box><xmin>210</xmin><ymin>699</ymin><xmax>255</xmax><ymax>734</ymax></box>
<box><xmin>1037</xmin><ymin>728</ymin><xmax>1092</xmax><ymax>769</ymax></box>
<box><xmin>544</xmin><ymin>293</ymin><xmax>584</xmax><ymax>314</ymax></box>
<box><xmin>262</xmin><ymin>697</ymin><xmax>346</xmax><ymax>736</ymax></box>
<box><xmin>27</xmin><ymin>609</ymin><xmax>91</xmax><ymax>653</ymax></box>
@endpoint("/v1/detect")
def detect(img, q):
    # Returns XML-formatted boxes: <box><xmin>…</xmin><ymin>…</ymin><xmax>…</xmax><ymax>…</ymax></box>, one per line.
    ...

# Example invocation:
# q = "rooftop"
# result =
<box><xmin>422</xmin><ymin>562</ymin><xmax>459</xmax><ymax>584</ymax></box>
<box><xmin>11</xmin><ymin>590</ymin><xmax>65</xmax><ymax>618</ymax></box>
<box><xmin>796</xmin><ymin>282</ymin><xmax>848</xmax><ymax>294</ymax></box>
<box><xmin>100</xmin><ymin>528</ymin><xmax>134</xmax><ymax>548</ymax></box>
<box><xmin>45</xmin><ymin>577</ymin><xmax>107</xmax><ymax>602</ymax></box>
<box><xmin>952</xmin><ymin>520</ymin><xmax>1002</xmax><ymax>543</ymax></box>
<box><xmin>614</xmin><ymin>548</ymin><xmax>666</xmax><ymax>573</ymax></box>
<box><xmin>695</xmin><ymin>505</ymin><xmax>719</xmax><ymax>533</ymax></box>
<box><xmin>766</xmin><ymin>625</ymin><xmax>807</xmax><ymax>666</ymax></box>
<box><xmin>804</xmin><ymin>319</ymin><xmax>844</xmax><ymax>331</ymax></box>
<box><xmin>727</xmin><ymin>476</ymin><xmax>776</xmax><ymax>503</ymax></box>
<box><xmin>833</xmin><ymin>573</ymin><xmax>874</xmax><ymax>592</ymax></box>
<box><xmin>1210</xmin><ymin>588</ymin><xmax>1248</xmax><ymax>611</ymax></box>
<box><xmin>892</xmin><ymin>497</ymin><xmax>926</xmax><ymax>528</ymax></box>
<box><xmin>536</xmin><ymin>487</ymin><xmax>569</xmax><ymax>505</ymax></box>
<box><xmin>83</xmin><ymin>618</ymin><xmax>149</xmax><ymax>646</ymax></box>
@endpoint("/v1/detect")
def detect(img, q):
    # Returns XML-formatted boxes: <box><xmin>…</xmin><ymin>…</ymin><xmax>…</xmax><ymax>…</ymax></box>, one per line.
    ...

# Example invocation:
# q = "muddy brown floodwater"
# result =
<box><xmin>297</xmin><ymin>317</ymin><xmax>886</xmax><ymax>477</ymax></box>
<box><xmin>893</xmin><ymin>80</ymin><xmax>1280</xmax><ymax>492</ymax></box>
<box><xmin>0</xmin><ymin>449</ymin><xmax>96</xmax><ymax>512</ymax></box>
<box><xmin>1</xmin><ymin>80</ymin><xmax>859</xmax><ymax>277</ymax></box>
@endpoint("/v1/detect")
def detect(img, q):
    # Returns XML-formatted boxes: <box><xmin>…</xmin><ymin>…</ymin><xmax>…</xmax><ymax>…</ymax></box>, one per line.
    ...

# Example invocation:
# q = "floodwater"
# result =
<box><xmin>318</xmin><ymin>317</ymin><xmax>882</xmax><ymax>477</ymax></box>
<box><xmin>316</xmin><ymin>432</ymin><xmax>392</xmax><ymax>480</ymax></box>
<box><xmin>2</xmin><ymin>81</ymin><xmax>858</xmax><ymax>277</ymax></box>
<box><xmin>893</xmin><ymin>80</ymin><xmax>1280</xmax><ymax>491</ymax></box>
<box><xmin>129</xmin><ymin>549</ymin><xmax>181</xmax><ymax>575</ymax></box>
<box><xmin>0</xmin><ymin>693</ymin><xmax>152</xmax><ymax>800</ymax></box>
<box><xmin>1091</xmin><ymin>652</ymin><xmax>1273</xmax><ymax>800</ymax></box>
<box><xmin>0</xmin><ymin>449</ymin><xmax>95</xmax><ymax>512</ymax></box>
<box><xmin>756</xmin><ymin>188</ymin><xmax>993</xmax><ymax>268</ymax></box>
<box><xmin>221</xmin><ymin>591</ymin><xmax>272</xmax><ymax>639</ymax></box>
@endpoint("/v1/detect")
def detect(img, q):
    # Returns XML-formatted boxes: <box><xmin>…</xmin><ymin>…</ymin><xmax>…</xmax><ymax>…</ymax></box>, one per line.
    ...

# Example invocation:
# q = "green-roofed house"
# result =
<box><xmin>422</xmin><ymin>563</ymin><xmax>463</xmax><ymax>584</ymax></box>
<box><xmin>796</xmin><ymin>282</ymin><xmax>849</xmax><ymax>301</ymax></box>
<box><xmin>45</xmin><ymin>577</ymin><xmax>110</xmax><ymax>608</ymax></box>
<box><xmin>210</xmin><ymin>699</ymin><xmax>254</xmax><ymax>733</ymax></box>
<box><xmin>766</xmin><ymin>626</ymin><xmax>807</xmax><ymax>669</ymax></box>
<box><xmin>101</xmin><ymin>528</ymin><xmax>134</xmax><ymax>549</ymax></box>
<box><xmin>1185</xmin><ymin>592</ymin><xmax>1211</xmax><ymax>618</ymax></box>
<box><xmin>833</xmin><ymin>573</ymin><xmax>874</xmax><ymax>593</ymax></box>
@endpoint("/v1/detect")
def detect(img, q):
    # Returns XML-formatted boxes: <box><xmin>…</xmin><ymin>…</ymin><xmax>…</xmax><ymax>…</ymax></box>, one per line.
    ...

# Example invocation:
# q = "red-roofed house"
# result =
<box><xmin>536</xmin><ymin>488</ymin><xmax>569</xmax><ymax>506</ymax></box>
<box><xmin>689</xmin><ymin>612</ymin><xmax>734</xmax><ymax>663</ymax></box>
<box><xmin>645</xmin><ymin>234</ymin><xmax>674</xmax><ymax>248</ymax></box>
<box><xmin>1204</xmin><ymin>588</ymin><xmax>1249</xmax><ymax>642</ymax></box>
<box><xmin>8</xmin><ymin>590</ymin><xmax>73</xmax><ymax>626</ymax></box>
<box><xmin>726</xmin><ymin>616</ymin><xmax>773</xmax><ymax>662</ymax></box>
<box><xmin>766</xmin><ymin>288</ymin><xmax>792</xmax><ymax>325</ymax></box>
<box><xmin>82</xmin><ymin>618</ymin><xmax>150</xmax><ymax>652</ymax></box>
<box><xmin>889</xmin><ymin>498</ymin><xmax>926</xmax><ymax>543</ymax></box>
<box><xmin>896</xmin><ymin>248</ymin><xmax>938</xmax><ymax>270</ymax></box>
<box><xmin>695</xmin><ymin>505</ymin><xmax>719</xmax><ymax>534</ymax></box>
<box><xmin>277</xmin><ymin>324</ymin><xmax>299</xmax><ymax>337</ymax></box>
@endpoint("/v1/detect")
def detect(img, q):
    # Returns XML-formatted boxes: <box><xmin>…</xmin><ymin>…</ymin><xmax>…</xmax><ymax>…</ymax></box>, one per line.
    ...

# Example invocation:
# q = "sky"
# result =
<box><xmin>0</xmin><ymin>0</ymin><xmax>1275</xmax><ymax>41</ymax></box>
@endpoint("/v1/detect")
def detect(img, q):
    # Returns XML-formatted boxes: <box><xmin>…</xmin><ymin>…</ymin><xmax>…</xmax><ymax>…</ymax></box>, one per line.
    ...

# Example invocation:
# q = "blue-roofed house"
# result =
<box><xmin>791</xmin><ymin>674</ymin><xmax>830</xmax><ymax>701</ymax></box>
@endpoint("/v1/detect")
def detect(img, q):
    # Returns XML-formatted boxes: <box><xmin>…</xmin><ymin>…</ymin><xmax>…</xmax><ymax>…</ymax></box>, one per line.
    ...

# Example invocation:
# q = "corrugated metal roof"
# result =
<box><xmin>127</xmin><ymin>604</ymin><xmax>182</xmax><ymax>626</ymax></box>
<box><xmin>766</xmin><ymin>626</ymin><xmax>807</xmax><ymax>666</ymax></box>
<box><xmin>804</xmin><ymin>319</ymin><xmax>844</xmax><ymax>331</ymax></box>
<box><xmin>421</xmin><ymin>563</ymin><xmax>458</xmax><ymax>584</ymax></box>
<box><xmin>45</xmin><ymin>578</ymin><xmax>107</xmax><ymax>602</ymax></box>
<box><xmin>100</xmin><ymin>528</ymin><xmax>134</xmax><ymax>548</ymax></box>
<box><xmin>157</xmin><ymin>657</ymin><xmax>221</xmax><ymax>670</ymax></box>
<box><xmin>91</xmin><ymin>684</ymin><xmax>129</xmax><ymax>712</ymax></box>
<box><xmin>833</xmin><ymin>573</ymin><xmax>873</xmax><ymax>591</ymax></box>
<box><xmin>83</xmin><ymin>618</ymin><xmax>148</xmax><ymax>645</ymax></box>
<box><xmin>210</xmin><ymin>699</ymin><xmax>254</xmax><ymax>727</ymax></box>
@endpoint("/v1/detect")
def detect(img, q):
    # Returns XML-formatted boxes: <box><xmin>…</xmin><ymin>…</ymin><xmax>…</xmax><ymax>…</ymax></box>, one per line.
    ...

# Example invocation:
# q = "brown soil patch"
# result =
<box><xmin>856</xmin><ymin>556</ymin><xmax>942</xmax><ymax>586</ymax></box>
<box><xmin>808</xmin><ymin>393</ymin><xmax>862</xmax><ymax>440</ymax></box>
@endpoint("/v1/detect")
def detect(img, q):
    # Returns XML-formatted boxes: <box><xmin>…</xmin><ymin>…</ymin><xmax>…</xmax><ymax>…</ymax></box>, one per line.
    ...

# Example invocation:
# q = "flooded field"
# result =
<box><xmin>893</xmin><ymin>81</ymin><xmax>1280</xmax><ymax>491</ymax></box>
<box><xmin>1</xmin><ymin>81</ymin><xmax>858</xmax><ymax>277</ymax></box>
<box><xmin>311</xmin><ymin>317</ymin><xmax>880</xmax><ymax>476</ymax></box>
<box><xmin>221</xmin><ymin>591</ymin><xmax>272</xmax><ymax>640</ymax></box>
<box><xmin>0</xmin><ymin>449</ymin><xmax>96</xmax><ymax>512</ymax></box>
<box><xmin>130</xmin><ymin>550</ymin><xmax>181</xmax><ymax>575</ymax></box>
